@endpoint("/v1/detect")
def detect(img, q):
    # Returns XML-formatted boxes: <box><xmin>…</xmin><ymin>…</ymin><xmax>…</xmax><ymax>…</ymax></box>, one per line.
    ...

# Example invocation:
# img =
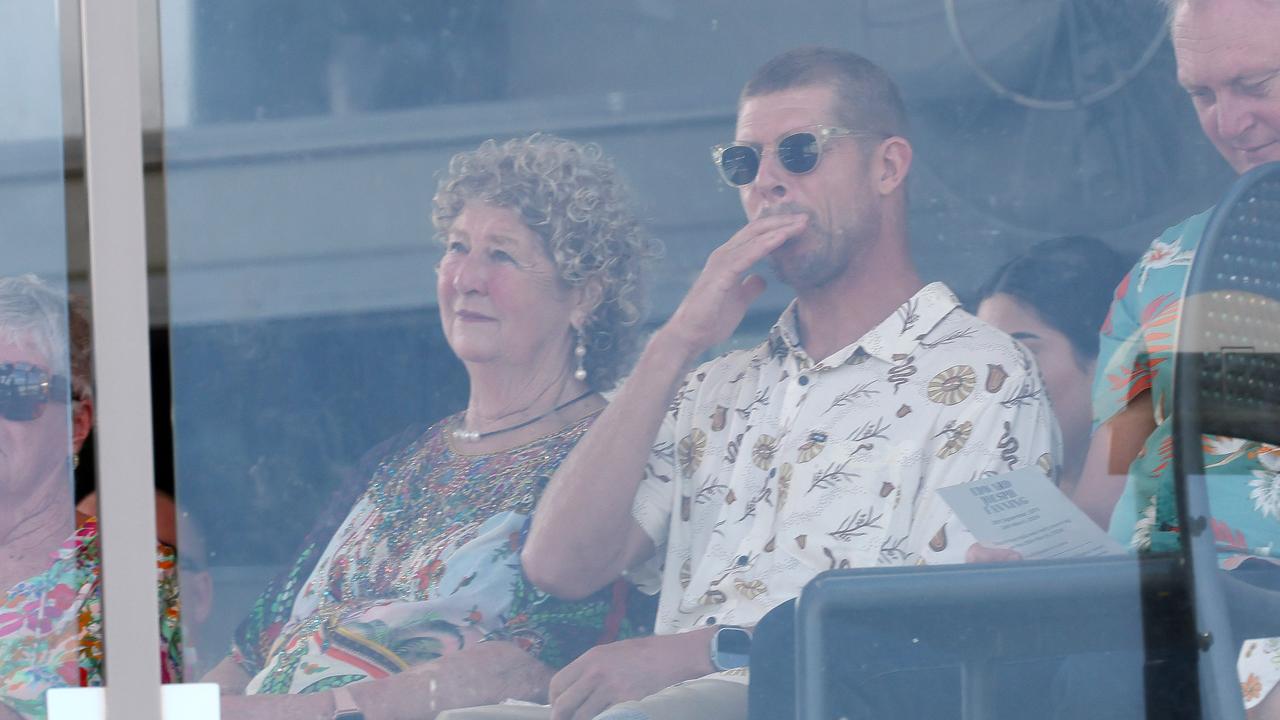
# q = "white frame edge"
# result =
<box><xmin>77</xmin><ymin>0</ymin><xmax>164</xmax><ymax>718</ymax></box>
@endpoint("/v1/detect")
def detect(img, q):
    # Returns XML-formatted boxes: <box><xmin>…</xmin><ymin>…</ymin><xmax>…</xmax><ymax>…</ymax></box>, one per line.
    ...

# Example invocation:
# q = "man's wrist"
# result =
<box><xmin>646</xmin><ymin>327</ymin><xmax>701</xmax><ymax>373</ymax></box>
<box><xmin>671</xmin><ymin>626</ymin><xmax>720</xmax><ymax>677</ymax></box>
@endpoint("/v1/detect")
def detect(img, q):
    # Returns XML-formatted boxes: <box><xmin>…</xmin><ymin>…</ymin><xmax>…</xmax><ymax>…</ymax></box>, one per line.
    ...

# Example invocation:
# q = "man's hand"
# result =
<box><xmin>547</xmin><ymin>629</ymin><xmax>717</xmax><ymax>720</ymax></box>
<box><xmin>658</xmin><ymin>214</ymin><xmax>808</xmax><ymax>361</ymax></box>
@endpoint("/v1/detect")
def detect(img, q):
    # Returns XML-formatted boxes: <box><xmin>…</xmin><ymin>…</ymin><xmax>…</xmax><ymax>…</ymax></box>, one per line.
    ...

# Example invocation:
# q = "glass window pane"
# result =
<box><xmin>0</xmin><ymin>2</ymin><xmax>163</xmax><ymax>716</ymax></box>
<box><xmin>156</xmin><ymin>2</ymin><xmax>1279</xmax><ymax>718</ymax></box>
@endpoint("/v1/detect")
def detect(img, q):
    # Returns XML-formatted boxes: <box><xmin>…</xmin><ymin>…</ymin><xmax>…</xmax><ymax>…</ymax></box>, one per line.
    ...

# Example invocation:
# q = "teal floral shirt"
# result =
<box><xmin>1095</xmin><ymin>209</ymin><xmax>1280</xmax><ymax>555</ymax></box>
<box><xmin>1094</xmin><ymin>209</ymin><xmax>1280</xmax><ymax>708</ymax></box>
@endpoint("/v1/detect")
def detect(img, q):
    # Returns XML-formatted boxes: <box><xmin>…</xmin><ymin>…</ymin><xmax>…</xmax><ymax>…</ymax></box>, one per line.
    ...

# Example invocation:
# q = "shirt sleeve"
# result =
<box><xmin>1092</xmin><ymin>261</ymin><xmax>1153</xmax><ymax>429</ymax></box>
<box><xmin>227</xmin><ymin>425</ymin><xmax>422</xmax><ymax>673</ymax></box>
<box><xmin>229</xmin><ymin>539</ymin><xmax>325</xmax><ymax>676</ymax></box>
<box><xmin>623</xmin><ymin>378</ymin><xmax>686</xmax><ymax>590</ymax></box>
<box><xmin>909</xmin><ymin>346</ymin><xmax>1060</xmax><ymax>566</ymax></box>
<box><xmin>629</xmin><ymin>386</ymin><xmax>683</xmax><ymax>554</ymax></box>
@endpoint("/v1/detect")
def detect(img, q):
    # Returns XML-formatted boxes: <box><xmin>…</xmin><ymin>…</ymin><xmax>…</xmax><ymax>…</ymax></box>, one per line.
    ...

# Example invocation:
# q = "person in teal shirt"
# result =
<box><xmin>1089</xmin><ymin>208</ymin><xmax>1280</xmax><ymax>558</ymax></box>
<box><xmin>1071</xmin><ymin>0</ymin><xmax>1280</xmax><ymax>711</ymax></box>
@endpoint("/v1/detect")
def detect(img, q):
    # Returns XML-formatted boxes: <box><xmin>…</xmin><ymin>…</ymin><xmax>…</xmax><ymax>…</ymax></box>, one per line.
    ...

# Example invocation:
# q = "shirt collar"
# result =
<box><xmin>767</xmin><ymin>282</ymin><xmax>961</xmax><ymax>369</ymax></box>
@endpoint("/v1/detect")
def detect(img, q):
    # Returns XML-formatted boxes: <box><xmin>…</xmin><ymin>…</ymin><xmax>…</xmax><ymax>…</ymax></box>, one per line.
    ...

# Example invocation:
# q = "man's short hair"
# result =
<box><xmin>740</xmin><ymin>47</ymin><xmax>909</xmax><ymax>140</ymax></box>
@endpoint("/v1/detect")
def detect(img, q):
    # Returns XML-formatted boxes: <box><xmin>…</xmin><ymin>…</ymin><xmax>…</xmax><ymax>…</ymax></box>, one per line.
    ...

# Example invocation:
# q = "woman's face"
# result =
<box><xmin>0</xmin><ymin>338</ymin><xmax>72</xmax><ymax>498</ymax></box>
<box><xmin>436</xmin><ymin>201</ymin><xmax>583</xmax><ymax>374</ymax></box>
<box><xmin>977</xmin><ymin>293</ymin><xmax>1094</xmax><ymax>459</ymax></box>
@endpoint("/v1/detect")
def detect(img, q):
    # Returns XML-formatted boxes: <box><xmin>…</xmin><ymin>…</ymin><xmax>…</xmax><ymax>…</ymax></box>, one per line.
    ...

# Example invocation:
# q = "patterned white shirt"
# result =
<box><xmin>630</xmin><ymin>282</ymin><xmax>1059</xmax><ymax>635</ymax></box>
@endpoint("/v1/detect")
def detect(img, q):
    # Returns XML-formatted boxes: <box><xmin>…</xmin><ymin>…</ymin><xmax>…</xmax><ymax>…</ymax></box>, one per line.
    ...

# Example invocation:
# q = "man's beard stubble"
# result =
<box><xmin>767</xmin><ymin>211</ymin><xmax>877</xmax><ymax>292</ymax></box>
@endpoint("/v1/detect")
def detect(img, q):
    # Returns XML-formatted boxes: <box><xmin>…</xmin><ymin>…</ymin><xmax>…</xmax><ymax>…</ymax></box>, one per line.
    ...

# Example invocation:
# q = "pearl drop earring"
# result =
<box><xmin>574</xmin><ymin>329</ymin><xmax>588</xmax><ymax>382</ymax></box>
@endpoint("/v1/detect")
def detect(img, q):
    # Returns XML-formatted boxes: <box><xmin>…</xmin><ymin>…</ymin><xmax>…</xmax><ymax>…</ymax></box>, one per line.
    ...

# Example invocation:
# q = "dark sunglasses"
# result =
<box><xmin>0</xmin><ymin>362</ymin><xmax>70</xmax><ymax>421</ymax></box>
<box><xmin>711</xmin><ymin>126</ymin><xmax>888</xmax><ymax>187</ymax></box>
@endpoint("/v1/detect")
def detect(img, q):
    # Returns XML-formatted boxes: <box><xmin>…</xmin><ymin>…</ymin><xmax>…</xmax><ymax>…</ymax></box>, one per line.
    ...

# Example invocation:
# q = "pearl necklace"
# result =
<box><xmin>451</xmin><ymin>390</ymin><xmax>594</xmax><ymax>442</ymax></box>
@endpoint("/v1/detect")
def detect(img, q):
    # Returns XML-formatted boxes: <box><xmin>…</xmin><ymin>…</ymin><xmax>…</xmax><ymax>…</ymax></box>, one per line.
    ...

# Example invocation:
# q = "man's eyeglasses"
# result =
<box><xmin>711</xmin><ymin>126</ymin><xmax>889</xmax><ymax>187</ymax></box>
<box><xmin>0</xmin><ymin>362</ymin><xmax>70</xmax><ymax>421</ymax></box>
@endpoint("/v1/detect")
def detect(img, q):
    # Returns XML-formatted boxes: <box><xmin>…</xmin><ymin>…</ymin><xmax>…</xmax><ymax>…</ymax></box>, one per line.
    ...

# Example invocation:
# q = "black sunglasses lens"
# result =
<box><xmin>0</xmin><ymin>364</ymin><xmax>51</xmax><ymax>421</ymax></box>
<box><xmin>777</xmin><ymin>132</ymin><xmax>820</xmax><ymax>174</ymax></box>
<box><xmin>0</xmin><ymin>397</ymin><xmax>43</xmax><ymax>421</ymax></box>
<box><xmin>719</xmin><ymin>145</ymin><xmax>760</xmax><ymax>186</ymax></box>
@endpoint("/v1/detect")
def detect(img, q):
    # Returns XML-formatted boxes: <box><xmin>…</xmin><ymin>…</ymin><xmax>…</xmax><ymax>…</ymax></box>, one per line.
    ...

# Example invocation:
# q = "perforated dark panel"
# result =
<box><xmin>1179</xmin><ymin>162</ymin><xmax>1280</xmax><ymax>446</ymax></box>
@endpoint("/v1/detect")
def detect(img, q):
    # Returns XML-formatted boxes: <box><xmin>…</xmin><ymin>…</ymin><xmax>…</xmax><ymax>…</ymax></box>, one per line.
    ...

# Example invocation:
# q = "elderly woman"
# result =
<box><xmin>0</xmin><ymin>275</ymin><xmax>182</xmax><ymax>719</ymax></box>
<box><xmin>209</xmin><ymin>134</ymin><xmax>656</xmax><ymax>720</ymax></box>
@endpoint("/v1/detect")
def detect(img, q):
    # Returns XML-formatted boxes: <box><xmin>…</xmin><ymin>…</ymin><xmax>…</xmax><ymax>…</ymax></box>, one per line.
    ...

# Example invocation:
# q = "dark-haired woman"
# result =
<box><xmin>975</xmin><ymin>235</ymin><xmax>1128</xmax><ymax>496</ymax></box>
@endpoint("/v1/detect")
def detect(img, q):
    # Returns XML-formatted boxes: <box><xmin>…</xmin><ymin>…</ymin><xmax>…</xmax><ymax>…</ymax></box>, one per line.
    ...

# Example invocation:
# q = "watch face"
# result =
<box><xmin>715</xmin><ymin>649</ymin><xmax>750</xmax><ymax>671</ymax></box>
<box><xmin>713</xmin><ymin>626</ymin><xmax>752</xmax><ymax>670</ymax></box>
<box><xmin>334</xmin><ymin>712</ymin><xmax>366</xmax><ymax>720</ymax></box>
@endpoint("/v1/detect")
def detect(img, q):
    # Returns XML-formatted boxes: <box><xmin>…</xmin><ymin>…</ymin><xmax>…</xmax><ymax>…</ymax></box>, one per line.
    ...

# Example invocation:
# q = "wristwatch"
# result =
<box><xmin>710</xmin><ymin>625</ymin><xmax>752</xmax><ymax>671</ymax></box>
<box><xmin>332</xmin><ymin>685</ymin><xmax>365</xmax><ymax>720</ymax></box>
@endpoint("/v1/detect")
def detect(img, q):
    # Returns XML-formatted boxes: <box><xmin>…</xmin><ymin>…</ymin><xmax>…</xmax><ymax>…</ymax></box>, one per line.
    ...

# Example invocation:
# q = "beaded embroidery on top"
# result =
<box><xmin>327</xmin><ymin>410</ymin><xmax>599</xmax><ymax>603</ymax></box>
<box><xmin>239</xmin><ymin>408</ymin><xmax>655</xmax><ymax>694</ymax></box>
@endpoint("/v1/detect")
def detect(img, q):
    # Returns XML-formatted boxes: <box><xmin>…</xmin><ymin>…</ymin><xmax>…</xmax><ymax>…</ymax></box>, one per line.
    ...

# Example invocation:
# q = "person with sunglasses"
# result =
<box><xmin>0</xmin><ymin>275</ymin><xmax>183</xmax><ymax>720</ymax></box>
<box><xmin>443</xmin><ymin>47</ymin><xmax>1057</xmax><ymax>720</ymax></box>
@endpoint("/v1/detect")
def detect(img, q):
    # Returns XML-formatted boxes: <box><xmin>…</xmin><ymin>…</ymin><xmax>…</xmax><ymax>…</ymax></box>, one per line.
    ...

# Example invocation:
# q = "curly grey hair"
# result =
<box><xmin>0</xmin><ymin>274</ymin><xmax>92</xmax><ymax>403</ymax></box>
<box><xmin>432</xmin><ymin>134</ymin><xmax>657</xmax><ymax>391</ymax></box>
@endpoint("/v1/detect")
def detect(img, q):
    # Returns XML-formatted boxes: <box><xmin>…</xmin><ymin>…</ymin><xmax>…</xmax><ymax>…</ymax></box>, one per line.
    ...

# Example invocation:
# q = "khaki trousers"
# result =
<box><xmin>437</xmin><ymin>678</ymin><xmax>747</xmax><ymax>720</ymax></box>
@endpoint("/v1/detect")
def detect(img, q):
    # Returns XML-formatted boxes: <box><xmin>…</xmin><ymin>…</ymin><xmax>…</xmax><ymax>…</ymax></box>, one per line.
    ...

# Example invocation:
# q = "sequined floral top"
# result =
<box><xmin>0</xmin><ymin>518</ymin><xmax>182</xmax><ymax>720</ymax></box>
<box><xmin>236</xmin><ymin>413</ymin><xmax>653</xmax><ymax>696</ymax></box>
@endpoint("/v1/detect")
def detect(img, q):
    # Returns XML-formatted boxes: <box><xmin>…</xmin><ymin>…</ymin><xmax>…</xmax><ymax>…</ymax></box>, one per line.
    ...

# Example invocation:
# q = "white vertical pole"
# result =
<box><xmin>77</xmin><ymin>0</ymin><xmax>163</xmax><ymax>717</ymax></box>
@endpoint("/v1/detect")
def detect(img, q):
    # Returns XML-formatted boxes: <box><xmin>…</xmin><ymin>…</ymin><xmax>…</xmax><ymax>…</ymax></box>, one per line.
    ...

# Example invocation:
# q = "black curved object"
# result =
<box><xmin>794</xmin><ymin>557</ymin><xmax>1192</xmax><ymax>720</ymax></box>
<box><xmin>1172</xmin><ymin>160</ymin><xmax>1280</xmax><ymax>720</ymax></box>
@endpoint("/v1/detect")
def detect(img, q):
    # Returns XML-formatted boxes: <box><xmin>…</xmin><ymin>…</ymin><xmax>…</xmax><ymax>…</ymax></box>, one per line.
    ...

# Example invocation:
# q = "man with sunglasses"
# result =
<box><xmin>443</xmin><ymin>47</ymin><xmax>1057</xmax><ymax>720</ymax></box>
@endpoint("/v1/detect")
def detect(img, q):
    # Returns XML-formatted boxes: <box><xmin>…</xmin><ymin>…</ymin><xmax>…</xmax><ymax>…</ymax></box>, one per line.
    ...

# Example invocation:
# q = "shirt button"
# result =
<box><xmin>798</xmin><ymin>375</ymin><xmax>809</xmax><ymax>386</ymax></box>
<box><xmin>706</xmin><ymin>617</ymin><xmax>717</xmax><ymax>625</ymax></box>
<box><xmin>736</xmin><ymin>555</ymin><xmax>749</xmax><ymax>566</ymax></box>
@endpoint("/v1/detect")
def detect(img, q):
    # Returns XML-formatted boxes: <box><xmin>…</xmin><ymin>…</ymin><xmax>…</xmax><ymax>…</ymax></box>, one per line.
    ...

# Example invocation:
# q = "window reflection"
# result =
<box><xmin>187</xmin><ymin>0</ymin><xmax>506</xmax><ymax>123</ymax></box>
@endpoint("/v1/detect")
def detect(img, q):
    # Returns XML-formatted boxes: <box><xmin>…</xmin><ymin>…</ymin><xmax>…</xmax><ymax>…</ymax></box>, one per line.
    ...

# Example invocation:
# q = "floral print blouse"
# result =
<box><xmin>234</xmin><ymin>414</ymin><xmax>653</xmax><ymax>696</ymax></box>
<box><xmin>630</xmin><ymin>282</ymin><xmax>1059</xmax><ymax>636</ymax></box>
<box><xmin>0</xmin><ymin>518</ymin><xmax>182</xmax><ymax>720</ymax></box>
<box><xmin>1095</xmin><ymin>209</ymin><xmax>1280</xmax><ymax>710</ymax></box>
